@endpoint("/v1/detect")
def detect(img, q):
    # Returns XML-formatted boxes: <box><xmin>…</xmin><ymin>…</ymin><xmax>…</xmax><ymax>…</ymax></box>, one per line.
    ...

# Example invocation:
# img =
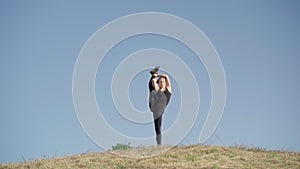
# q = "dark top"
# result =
<box><xmin>164</xmin><ymin>88</ymin><xmax>172</xmax><ymax>106</ymax></box>
<box><xmin>148</xmin><ymin>76</ymin><xmax>172</xmax><ymax>112</ymax></box>
<box><xmin>149</xmin><ymin>88</ymin><xmax>172</xmax><ymax>116</ymax></box>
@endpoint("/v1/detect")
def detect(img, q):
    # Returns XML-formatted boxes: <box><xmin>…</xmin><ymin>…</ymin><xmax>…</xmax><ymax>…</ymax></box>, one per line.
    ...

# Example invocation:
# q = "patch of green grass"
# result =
<box><xmin>112</xmin><ymin>143</ymin><xmax>132</xmax><ymax>150</ymax></box>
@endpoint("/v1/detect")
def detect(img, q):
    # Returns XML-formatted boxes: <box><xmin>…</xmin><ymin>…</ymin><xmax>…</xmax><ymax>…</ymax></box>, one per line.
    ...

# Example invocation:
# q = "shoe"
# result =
<box><xmin>150</xmin><ymin>66</ymin><xmax>160</xmax><ymax>75</ymax></box>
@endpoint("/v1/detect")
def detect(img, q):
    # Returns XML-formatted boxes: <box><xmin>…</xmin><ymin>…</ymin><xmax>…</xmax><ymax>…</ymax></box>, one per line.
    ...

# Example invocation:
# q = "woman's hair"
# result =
<box><xmin>158</xmin><ymin>77</ymin><xmax>167</xmax><ymax>89</ymax></box>
<box><xmin>158</xmin><ymin>76</ymin><xmax>166</xmax><ymax>82</ymax></box>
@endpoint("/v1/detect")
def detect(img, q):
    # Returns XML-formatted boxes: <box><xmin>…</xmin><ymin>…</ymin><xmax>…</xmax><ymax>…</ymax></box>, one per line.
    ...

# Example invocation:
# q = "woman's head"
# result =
<box><xmin>158</xmin><ymin>77</ymin><xmax>166</xmax><ymax>89</ymax></box>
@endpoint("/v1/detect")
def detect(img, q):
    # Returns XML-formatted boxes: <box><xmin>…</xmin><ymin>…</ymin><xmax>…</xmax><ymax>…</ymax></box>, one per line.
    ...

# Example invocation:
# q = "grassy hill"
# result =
<box><xmin>1</xmin><ymin>145</ymin><xmax>300</xmax><ymax>169</ymax></box>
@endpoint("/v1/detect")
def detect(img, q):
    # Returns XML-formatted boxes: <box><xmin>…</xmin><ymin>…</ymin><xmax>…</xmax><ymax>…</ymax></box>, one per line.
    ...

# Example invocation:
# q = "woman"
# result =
<box><xmin>148</xmin><ymin>67</ymin><xmax>172</xmax><ymax>145</ymax></box>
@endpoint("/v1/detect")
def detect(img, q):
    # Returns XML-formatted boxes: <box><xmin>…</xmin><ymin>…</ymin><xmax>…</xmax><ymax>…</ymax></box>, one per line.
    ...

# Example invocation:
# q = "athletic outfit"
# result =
<box><xmin>148</xmin><ymin>76</ymin><xmax>171</xmax><ymax>145</ymax></box>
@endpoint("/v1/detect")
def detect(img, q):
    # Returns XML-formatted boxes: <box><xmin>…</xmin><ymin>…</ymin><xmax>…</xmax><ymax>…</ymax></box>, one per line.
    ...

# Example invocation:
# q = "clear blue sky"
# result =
<box><xmin>1</xmin><ymin>0</ymin><xmax>300</xmax><ymax>163</ymax></box>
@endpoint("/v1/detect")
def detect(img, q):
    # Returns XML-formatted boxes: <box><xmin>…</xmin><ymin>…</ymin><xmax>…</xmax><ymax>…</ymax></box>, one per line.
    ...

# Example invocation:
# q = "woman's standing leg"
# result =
<box><xmin>154</xmin><ymin>114</ymin><xmax>162</xmax><ymax>145</ymax></box>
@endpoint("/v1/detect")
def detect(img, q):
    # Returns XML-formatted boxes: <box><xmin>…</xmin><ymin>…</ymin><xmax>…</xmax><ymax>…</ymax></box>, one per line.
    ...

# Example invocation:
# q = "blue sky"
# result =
<box><xmin>1</xmin><ymin>0</ymin><xmax>300</xmax><ymax>163</ymax></box>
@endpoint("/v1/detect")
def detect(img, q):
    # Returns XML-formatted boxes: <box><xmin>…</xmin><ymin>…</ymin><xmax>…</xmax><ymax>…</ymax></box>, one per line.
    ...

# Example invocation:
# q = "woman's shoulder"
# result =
<box><xmin>166</xmin><ymin>87</ymin><xmax>172</xmax><ymax>93</ymax></box>
<box><xmin>165</xmin><ymin>88</ymin><xmax>172</xmax><ymax>95</ymax></box>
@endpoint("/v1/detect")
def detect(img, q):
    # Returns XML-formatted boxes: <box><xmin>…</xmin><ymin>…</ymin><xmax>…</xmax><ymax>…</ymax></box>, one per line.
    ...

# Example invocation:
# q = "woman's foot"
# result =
<box><xmin>150</xmin><ymin>66</ymin><xmax>160</xmax><ymax>75</ymax></box>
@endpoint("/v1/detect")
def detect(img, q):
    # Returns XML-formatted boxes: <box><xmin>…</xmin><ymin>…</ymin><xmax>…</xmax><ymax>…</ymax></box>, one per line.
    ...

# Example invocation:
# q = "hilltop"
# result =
<box><xmin>1</xmin><ymin>145</ymin><xmax>300</xmax><ymax>169</ymax></box>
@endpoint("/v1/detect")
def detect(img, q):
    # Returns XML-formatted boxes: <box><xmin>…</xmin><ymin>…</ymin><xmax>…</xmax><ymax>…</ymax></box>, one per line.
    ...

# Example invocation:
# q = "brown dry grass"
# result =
<box><xmin>1</xmin><ymin>145</ymin><xmax>300</xmax><ymax>169</ymax></box>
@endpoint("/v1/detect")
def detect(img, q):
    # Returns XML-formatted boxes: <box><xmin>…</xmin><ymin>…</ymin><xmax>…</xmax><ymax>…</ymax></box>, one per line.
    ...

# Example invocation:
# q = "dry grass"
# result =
<box><xmin>1</xmin><ymin>145</ymin><xmax>300</xmax><ymax>169</ymax></box>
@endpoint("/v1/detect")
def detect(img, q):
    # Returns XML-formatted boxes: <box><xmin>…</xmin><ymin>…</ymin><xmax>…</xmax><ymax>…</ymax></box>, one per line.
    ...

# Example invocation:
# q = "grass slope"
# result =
<box><xmin>1</xmin><ymin>145</ymin><xmax>300</xmax><ymax>169</ymax></box>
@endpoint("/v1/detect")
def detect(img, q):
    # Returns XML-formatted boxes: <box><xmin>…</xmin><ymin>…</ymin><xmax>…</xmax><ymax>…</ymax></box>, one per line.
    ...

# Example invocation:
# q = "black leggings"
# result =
<box><xmin>154</xmin><ymin>113</ymin><xmax>162</xmax><ymax>145</ymax></box>
<box><xmin>154</xmin><ymin>114</ymin><xmax>162</xmax><ymax>136</ymax></box>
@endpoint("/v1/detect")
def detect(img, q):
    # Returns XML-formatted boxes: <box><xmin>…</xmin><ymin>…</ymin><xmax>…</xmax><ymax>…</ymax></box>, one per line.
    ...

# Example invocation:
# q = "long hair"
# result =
<box><xmin>158</xmin><ymin>76</ymin><xmax>166</xmax><ymax>88</ymax></box>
